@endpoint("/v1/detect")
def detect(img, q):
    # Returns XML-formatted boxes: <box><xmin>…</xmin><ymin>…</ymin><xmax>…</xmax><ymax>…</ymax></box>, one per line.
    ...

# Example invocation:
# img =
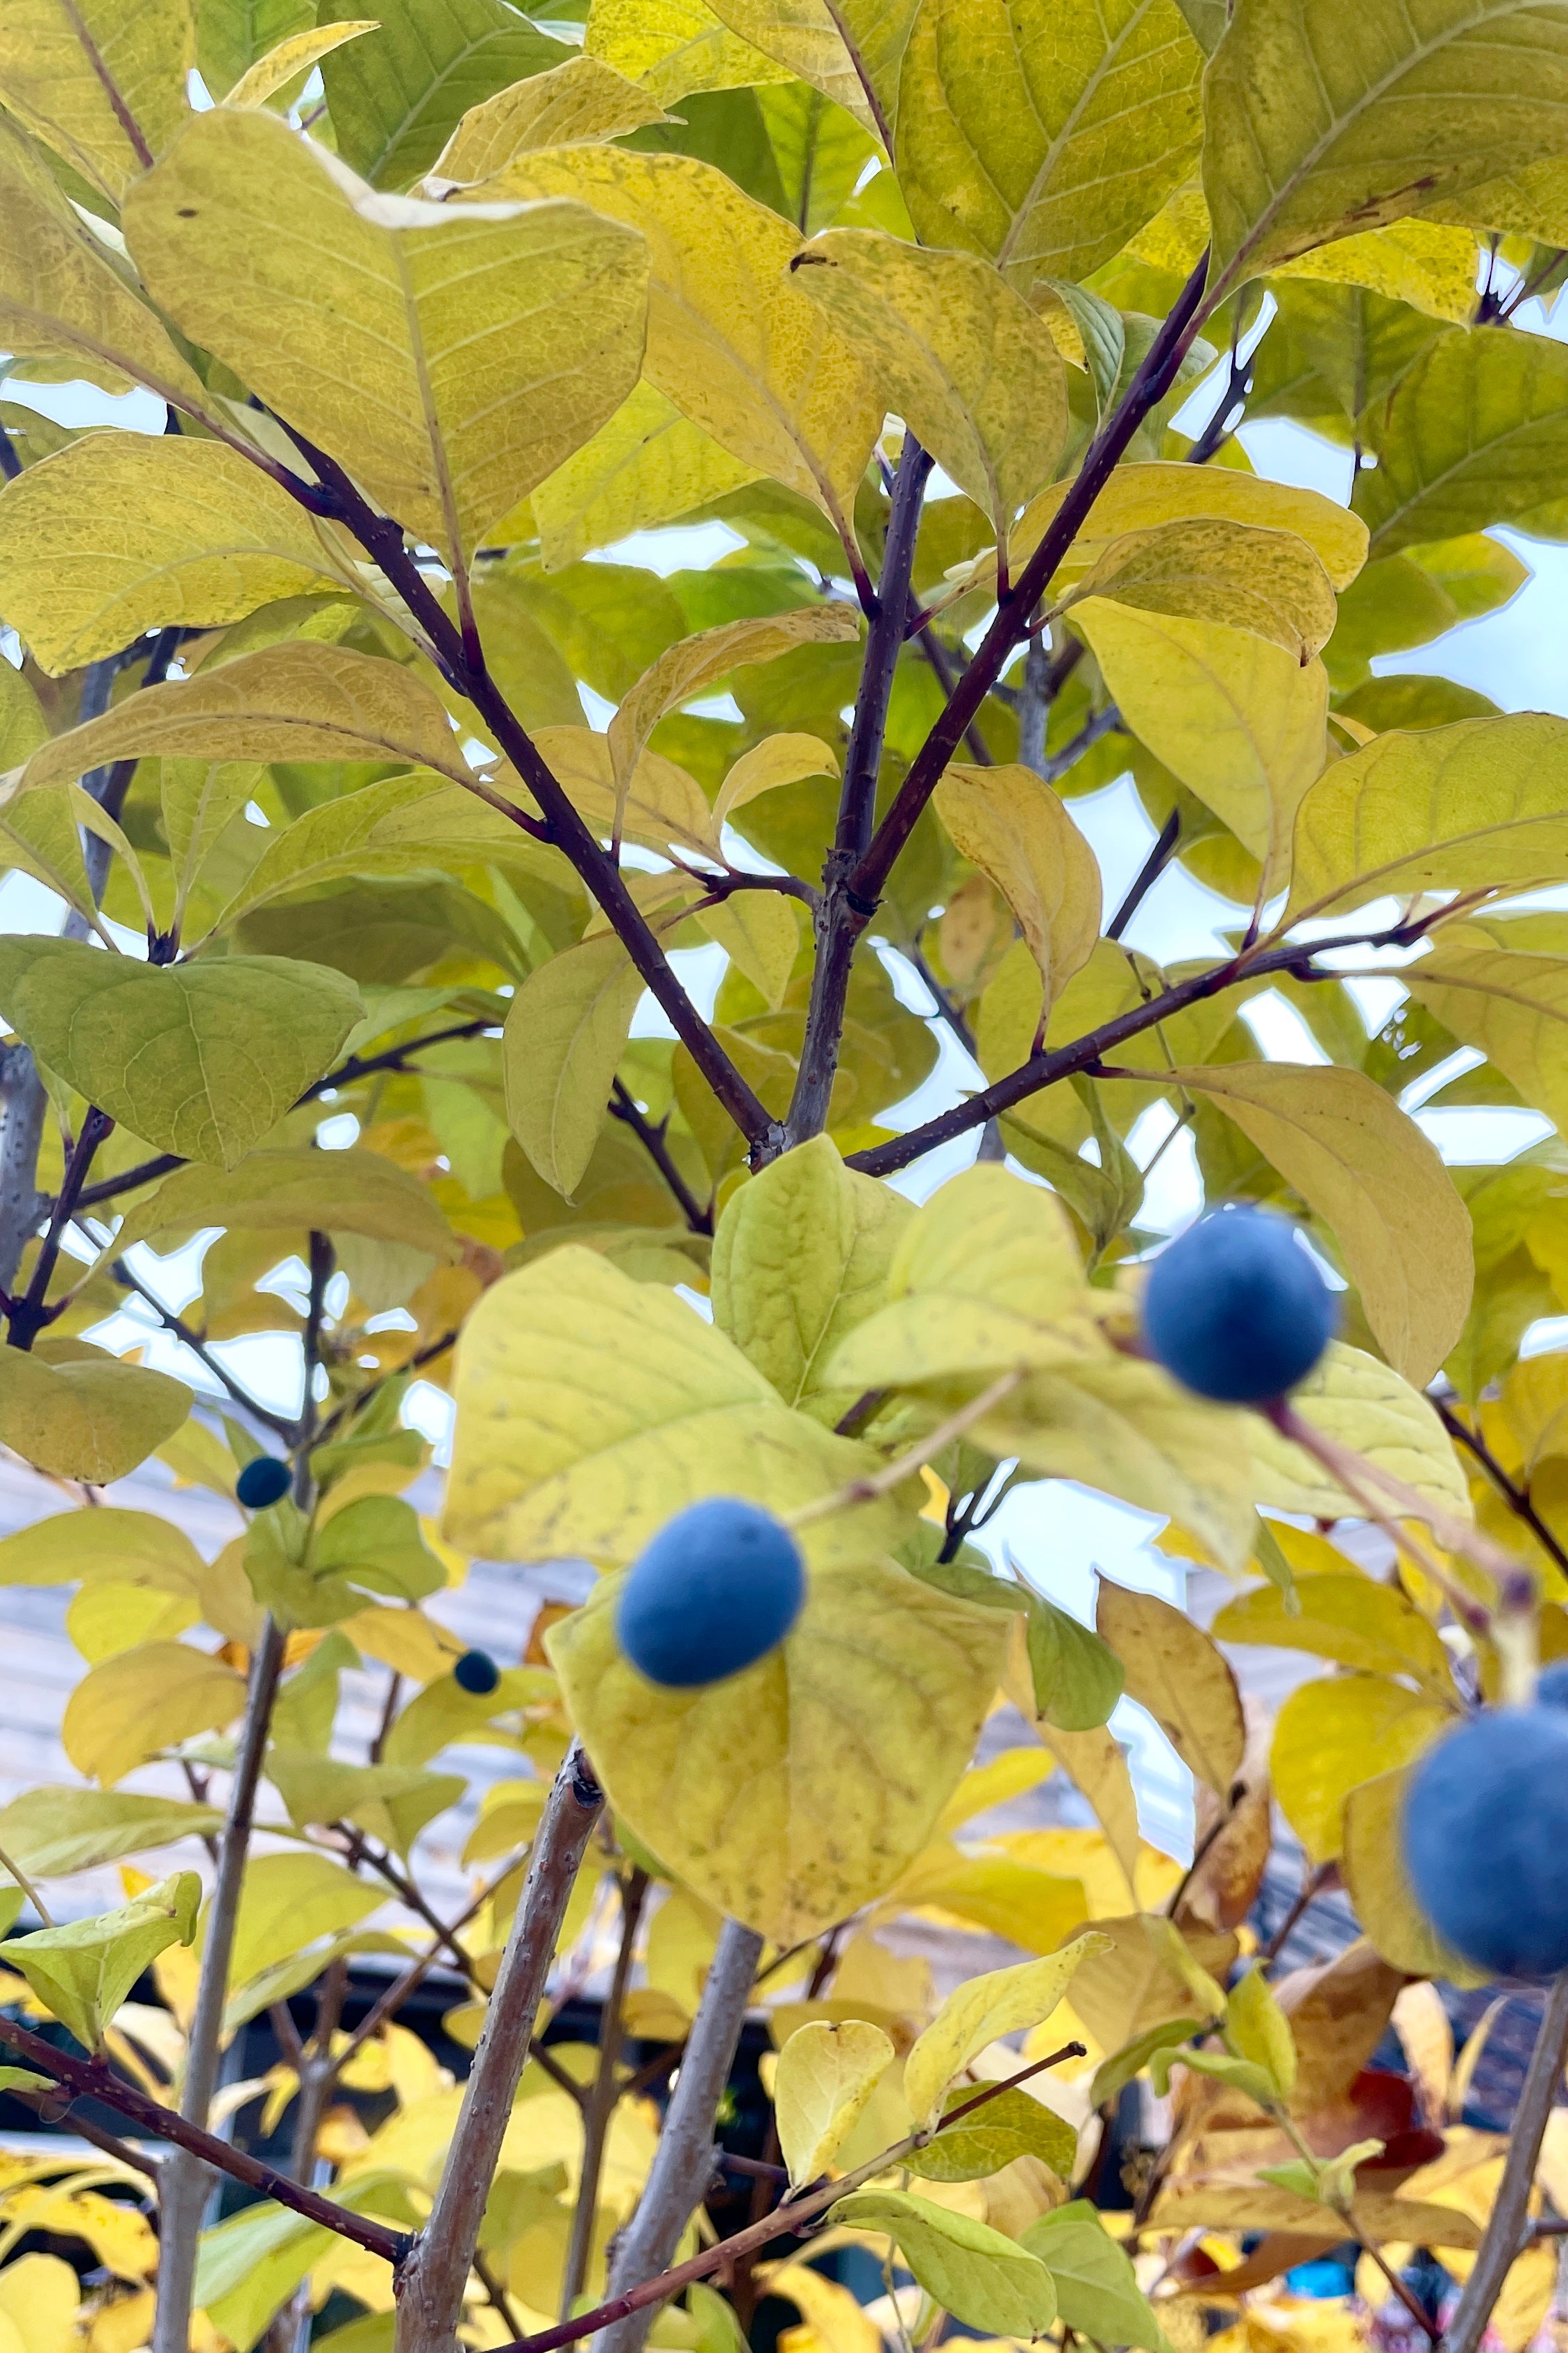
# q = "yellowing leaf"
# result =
<box><xmin>111</xmin><ymin>1147</ymin><xmax>457</xmax><ymax>1262</ymax></box>
<box><xmin>1271</xmin><ymin>1674</ymin><xmax>1451</xmax><ymax>1864</ymax></box>
<box><xmin>1011</xmin><ymin>461</ymin><xmax>1369</xmax><ymax>594</ymax></box>
<box><xmin>775</xmin><ymin>2018</ymin><xmax>893</xmax><ymax>2184</ymax></box>
<box><xmin>491</xmin><ymin>146</ymin><xmax>882</xmax><ymax>534</ymax></box>
<box><xmin>0</xmin><ymin>434</ymin><xmax>345</xmax><ymax>676</ymax></box>
<box><xmin>1094</xmin><ymin>1576</ymin><xmax>1243</xmax><ymax>1798</ymax></box>
<box><xmin>829</xmin><ymin>2191</ymin><xmax>1058</xmax><ymax>2338</ymax></box>
<box><xmin>319</xmin><ymin>0</ymin><xmax>571</xmax><ymax>190</ymax></box>
<box><xmin>0</xmin><ymin>938</ymin><xmax>361</xmax><ymax>1169</ymax></box>
<box><xmin>224</xmin><ymin>19</ymin><xmax>377</xmax><ymax>104</ymax></box>
<box><xmin>903</xmin><ymin>1935</ymin><xmax>1111</xmax><ymax>2129</ymax></box>
<box><xmin>0</xmin><ymin>1788</ymin><xmax>224</xmax><ymax>1877</ymax></box>
<box><xmin>894</xmin><ymin>0</ymin><xmax>1203</xmax><ymax>286</ymax></box>
<box><xmin>1405</xmin><ymin>944</ymin><xmax>1568</xmax><ymax>1137</ymax></box>
<box><xmin>225</xmin><ymin>1851</ymin><xmax>386</xmax><ymax>1988</ymax></box>
<box><xmin>586</xmin><ymin>0</ymin><xmax>792</xmax><ymax>103</ymax></box>
<box><xmin>427</xmin><ymin>54</ymin><xmax>673</xmax><ymax>187</ymax></box>
<box><xmin>1202</xmin><ymin>0</ymin><xmax>1568</xmax><ymax>291</ymax></box>
<box><xmin>548</xmin><ymin>1555</ymin><xmax>1006</xmax><ymax>1940</ymax></box>
<box><xmin>698</xmin><ymin>887</ymin><xmax>801</xmax><ymax>1011</ymax></box>
<box><xmin>1341</xmin><ymin>1763</ymin><xmax>1489</xmax><ymax>1987</ymax></box>
<box><xmin>609</xmin><ymin>605</ymin><xmax>859</xmax><ymax>813</ymax></box>
<box><xmin>503</xmin><ymin>933</ymin><xmax>645</xmax><ymax>1198</ymax></box>
<box><xmin>446</xmin><ymin>1244</ymin><xmax>912</xmax><ymax>1568</ymax></box>
<box><xmin>1274</xmin><ymin>218</ymin><xmax>1483</xmax><ymax>324</ymax></box>
<box><xmin>1165</xmin><ymin>1062</ymin><xmax>1472</xmax><ymax>1384</ymax></box>
<box><xmin>0</xmin><ymin>1506</ymin><xmax>205</xmax><ymax>1592</ymax></box>
<box><xmin>125</xmin><ymin>107</ymin><xmax>648</xmax><ymax>557</ymax></box>
<box><xmin>1213</xmin><ymin>1571</ymin><xmax>1458</xmax><ymax>1695</ymax></box>
<box><xmin>1354</xmin><ymin>328</ymin><xmax>1568</xmax><ymax>557</ymax></box>
<box><xmin>1063</xmin><ymin>516</ymin><xmax>1339</xmax><ymax>662</ymax></box>
<box><xmin>0</xmin><ymin>0</ymin><xmax>192</xmax><ymax>206</ymax></box>
<box><xmin>793</xmin><ymin>233</ymin><xmax>1068</xmax><ymax>528</ymax></box>
<box><xmin>1251</xmin><ymin>1339</ymin><xmax>1472</xmax><ymax>1522</ymax></box>
<box><xmin>8</xmin><ymin>644</ymin><xmax>474</xmax><ymax>796</ymax></box>
<box><xmin>704</xmin><ymin>0</ymin><xmax>876</xmax><ymax>130</ymax></box>
<box><xmin>63</xmin><ymin>1643</ymin><xmax>245</xmax><ymax>1786</ymax></box>
<box><xmin>530</xmin><ymin>380</ymin><xmax>760</xmax><ymax>571</ymax></box>
<box><xmin>711</xmin><ymin>1132</ymin><xmax>911</xmax><ymax>1423</ymax></box>
<box><xmin>934</xmin><ymin>765</ymin><xmax>1101</xmax><ymax>1008</ymax></box>
<box><xmin>714</xmin><ymin>732</ymin><xmax>839</xmax><ymax>830</ymax></box>
<box><xmin>6</xmin><ymin>1873</ymin><xmax>199</xmax><ymax>2050</ymax></box>
<box><xmin>0</xmin><ymin>1347</ymin><xmax>192</xmax><ymax>1486</ymax></box>
<box><xmin>1071</xmin><ymin>608</ymin><xmax>1327</xmax><ymax>880</ymax></box>
<box><xmin>533</xmin><ymin>724</ymin><xmax>718</xmax><ymax>861</ymax></box>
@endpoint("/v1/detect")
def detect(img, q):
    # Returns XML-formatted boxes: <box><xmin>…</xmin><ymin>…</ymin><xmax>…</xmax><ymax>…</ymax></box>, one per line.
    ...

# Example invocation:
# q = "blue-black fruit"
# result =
<box><xmin>1403</xmin><ymin>1707</ymin><xmax>1568</xmax><ymax>1976</ymax></box>
<box><xmin>236</xmin><ymin>1455</ymin><xmax>292</xmax><ymax>1509</ymax></box>
<box><xmin>453</xmin><ymin>1648</ymin><xmax>500</xmax><ymax>1695</ymax></box>
<box><xmin>617</xmin><ymin>1497</ymin><xmax>805</xmax><ymax>1689</ymax></box>
<box><xmin>1140</xmin><ymin>1207</ymin><xmax>1338</xmax><ymax>1405</ymax></box>
<box><xmin>1538</xmin><ymin>1659</ymin><xmax>1568</xmax><ymax>1711</ymax></box>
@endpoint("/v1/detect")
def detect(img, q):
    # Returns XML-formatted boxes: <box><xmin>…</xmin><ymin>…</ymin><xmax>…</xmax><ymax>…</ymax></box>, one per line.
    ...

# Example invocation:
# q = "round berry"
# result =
<box><xmin>1403</xmin><ymin>1707</ymin><xmax>1568</xmax><ymax>1977</ymax></box>
<box><xmin>1538</xmin><ymin>1659</ymin><xmax>1568</xmax><ymax>1712</ymax></box>
<box><xmin>1140</xmin><ymin>1207</ymin><xmax>1338</xmax><ymax>1405</ymax></box>
<box><xmin>235</xmin><ymin>1455</ymin><xmax>292</xmax><ymax>1510</ymax></box>
<box><xmin>616</xmin><ymin>1498</ymin><xmax>805</xmax><ymax>1689</ymax></box>
<box><xmin>453</xmin><ymin>1648</ymin><xmax>500</xmax><ymax>1695</ymax></box>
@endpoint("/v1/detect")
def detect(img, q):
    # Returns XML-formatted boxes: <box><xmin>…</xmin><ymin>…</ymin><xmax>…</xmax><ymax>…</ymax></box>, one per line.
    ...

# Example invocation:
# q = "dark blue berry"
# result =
<box><xmin>1538</xmin><ymin>1659</ymin><xmax>1568</xmax><ymax>1711</ymax></box>
<box><xmin>1403</xmin><ymin>1707</ymin><xmax>1568</xmax><ymax>1977</ymax></box>
<box><xmin>1140</xmin><ymin>1207</ymin><xmax>1338</xmax><ymax>1405</ymax></box>
<box><xmin>453</xmin><ymin>1649</ymin><xmax>500</xmax><ymax>1695</ymax></box>
<box><xmin>616</xmin><ymin>1498</ymin><xmax>805</xmax><ymax>1689</ymax></box>
<box><xmin>236</xmin><ymin>1456</ymin><xmax>292</xmax><ymax>1509</ymax></box>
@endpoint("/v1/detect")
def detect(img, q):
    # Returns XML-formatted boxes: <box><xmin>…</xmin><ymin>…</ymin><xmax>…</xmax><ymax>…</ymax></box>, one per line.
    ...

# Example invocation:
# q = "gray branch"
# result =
<box><xmin>1446</xmin><ymin>1970</ymin><xmax>1568</xmax><ymax>2353</ymax></box>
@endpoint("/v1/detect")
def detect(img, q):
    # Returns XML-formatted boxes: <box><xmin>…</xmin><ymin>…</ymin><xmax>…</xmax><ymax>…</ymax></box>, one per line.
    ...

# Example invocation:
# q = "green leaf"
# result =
<box><xmin>1025</xmin><ymin>1592</ymin><xmax>1125</xmax><ymax>1732</ymax></box>
<box><xmin>1149</xmin><ymin>2041</ymin><xmax>1278</xmax><ymax>2104</ymax></box>
<box><xmin>264</xmin><ymin>1752</ymin><xmax>463</xmax><ymax>1857</ymax></box>
<box><xmin>0</xmin><ymin>435</ymin><xmax>344</xmax><ymax>677</ymax></box>
<box><xmin>1090</xmin><ymin>2018</ymin><xmax>1202</xmax><ymax>2108</ymax></box>
<box><xmin>1354</xmin><ymin>328</ymin><xmax>1568</xmax><ymax>556</ymax></box>
<box><xmin>1022</xmin><ymin>2201</ymin><xmax>1178</xmax><ymax>2353</ymax></box>
<box><xmin>110</xmin><ymin>1148</ymin><xmax>458</xmax><ymax>1264</ymax></box>
<box><xmin>793</xmin><ymin>233</ymin><xmax>1068</xmax><ymax>529</ymax></box>
<box><xmin>893</xmin><ymin>0</ymin><xmax>1204</xmax><ymax>285</ymax></box>
<box><xmin>226</xmin><ymin>1851</ymin><xmax>386</xmax><ymax>1991</ymax></box>
<box><xmin>0</xmin><ymin>1789</ymin><xmax>225</xmax><ymax>1878</ymax></box>
<box><xmin>1404</xmin><ymin>943</ymin><xmax>1568</xmax><ymax>1139</ymax></box>
<box><xmin>1224</xmin><ymin>1963</ymin><xmax>1298</xmax><ymax>2100</ymax></box>
<box><xmin>502</xmin><ymin>933</ymin><xmax>646</xmax><ymax>1199</ymax></box>
<box><xmin>904</xmin><ymin>2084</ymin><xmax>1079</xmax><ymax>2184</ymax></box>
<box><xmin>548</xmin><ymin>1555</ymin><xmax>1007</xmax><ymax>1941</ymax></box>
<box><xmin>427</xmin><ymin>55</ymin><xmax>675</xmax><ymax>191</ymax></box>
<box><xmin>0</xmin><ymin>1345</ymin><xmax>192</xmax><ymax>1485</ymax></box>
<box><xmin>904</xmin><ymin>1938</ymin><xmax>1111</xmax><ymax>2129</ymax></box>
<box><xmin>446</xmin><ymin>1243</ymin><xmax>916</xmax><ymax>1570</ymax></box>
<box><xmin>319</xmin><ymin>0</ymin><xmax>570</xmax><ymax>186</ymax></box>
<box><xmin>711</xmin><ymin>1132</ymin><xmax>912</xmax><ymax>1425</ymax></box>
<box><xmin>6</xmin><ymin>1871</ymin><xmax>201</xmax><ymax>2049</ymax></box>
<box><xmin>829</xmin><ymin>2191</ymin><xmax>1058</xmax><ymax>2336</ymax></box>
<box><xmin>1165</xmin><ymin>1060</ymin><xmax>1472</xmax><ymax>1385</ymax></box>
<box><xmin>126</xmin><ymin>108</ymin><xmax>647</xmax><ymax>558</ymax></box>
<box><xmin>1202</xmin><ymin>0</ymin><xmax>1568</xmax><ymax>290</ymax></box>
<box><xmin>0</xmin><ymin>938</ymin><xmax>360</xmax><ymax>1170</ymax></box>
<box><xmin>0</xmin><ymin>0</ymin><xmax>194</xmax><ymax>206</ymax></box>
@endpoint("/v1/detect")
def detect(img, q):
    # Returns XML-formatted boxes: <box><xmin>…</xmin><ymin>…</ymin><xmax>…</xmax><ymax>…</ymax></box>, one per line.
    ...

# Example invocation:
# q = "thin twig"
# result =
<box><xmin>560</xmin><ymin>1866</ymin><xmax>649</xmax><ymax>2314</ymax></box>
<box><xmin>1437</xmin><ymin>1398</ymin><xmax>1568</xmax><ymax>1585</ymax></box>
<box><xmin>609</xmin><ymin>1082</ymin><xmax>713</xmax><ymax>1237</ymax></box>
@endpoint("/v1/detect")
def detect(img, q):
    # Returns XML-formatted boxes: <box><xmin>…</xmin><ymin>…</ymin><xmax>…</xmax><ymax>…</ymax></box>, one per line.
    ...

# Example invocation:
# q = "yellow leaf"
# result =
<box><xmin>1405</xmin><ymin>943</ymin><xmax>1568</xmax><ymax>1137</ymax></box>
<box><xmin>1164</xmin><ymin>1061</ymin><xmax>1472</xmax><ymax>1384</ymax></box>
<box><xmin>768</xmin><ymin>2264</ymin><xmax>883</xmax><ymax>2353</ymax></box>
<box><xmin>1341</xmin><ymin>1764</ymin><xmax>1490</xmax><ymax>1988</ymax></box>
<box><xmin>1214</xmin><ymin>1570</ymin><xmax>1458</xmax><ymax>1691</ymax></box>
<box><xmin>8</xmin><ymin>644</ymin><xmax>474</xmax><ymax>796</ymax></box>
<box><xmin>1226</xmin><ymin>1963</ymin><xmax>1297</xmax><ymax>2101</ymax></box>
<box><xmin>0</xmin><ymin>435</ymin><xmax>346</xmax><ymax>676</ymax></box>
<box><xmin>1062</xmin><ymin>517</ymin><xmax>1339</xmax><ymax>662</ymax></box>
<box><xmin>0</xmin><ymin>1788</ymin><xmax>224</xmax><ymax>1877</ymax></box>
<box><xmin>893</xmin><ymin>0</ymin><xmax>1204</xmax><ymax>285</ymax></box>
<box><xmin>585</xmin><ymin>0</ymin><xmax>793</xmax><ymax>103</ymax></box>
<box><xmin>698</xmin><ymin>887</ymin><xmax>802</xmax><ymax>1012</ymax></box>
<box><xmin>775</xmin><ymin>2018</ymin><xmax>894</xmax><ymax>2184</ymax></box>
<box><xmin>62</xmin><ymin>1643</ymin><xmax>245</xmax><ymax>1786</ymax></box>
<box><xmin>1271</xmin><ymin>1674</ymin><xmax>1451</xmax><ymax>1864</ymax></box>
<box><xmin>903</xmin><ymin>1934</ymin><xmax>1111</xmax><ymax>2129</ymax></box>
<box><xmin>427</xmin><ymin>54</ymin><xmax>673</xmax><ymax>187</ymax></box>
<box><xmin>489</xmin><ymin>146</ymin><xmax>882</xmax><ymax>533</ymax></box>
<box><xmin>1201</xmin><ymin>0</ymin><xmax>1568</xmax><ymax>292</ymax></box>
<box><xmin>1251</xmin><ymin>1339</ymin><xmax>1473</xmax><ymax>1522</ymax></box>
<box><xmin>0</xmin><ymin>2254</ymin><xmax>79</xmax><ymax>2353</ymax></box>
<box><xmin>1094</xmin><ymin>1577</ymin><xmax>1243</xmax><ymax>1798</ymax></box>
<box><xmin>1071</xmin><ymin>608</ymin><xmax>1327</xmax><ymax>882</ymax></box>
<box><xmin>446</xmin><ymin>1244</ymin><xmax>913</xmax><ymax>1568</ymax></box>
<box><xmin>0</xmin><ymin>1504</ymin><xmax>205</xmax><ymax>1593</ymax></box>
<box><xmin>1273</xmin><ymin>218</ymin><xmax>1483</xmax><ymax>325</ymax></box>
<box><xmin>532</xmin><ymin>723</ymin><xmax>718</xmax><ymax>861</ymax></box>
<box><xmin>530</xmin><ymin>380</ymin><xmax>760</xmax><ymax>571</ymax></box>
<box><xmin>125</xmin><ymin>107</ymin><xmax>648</xmax><ymax>557</ymax></box>
<box><xmin>110</xmin><ymin>1147</ymin><xmax>457</xmax><ymax>1264</ymax></box>
<box><xmin>547</xmin><ymin>1555</ymin><xmax>1006</xmax><ymax>1941</ymax></box>
<box><xmin>0</xmin><ymin>0</ymin><xmax>192</xmax><ymax>205</ymax></box>
<box><xmin>714</xmin><ymin>732</ymin><xmax>840</xmax><ymax>830</ymax></box>
<box><xmin>792</xmin><ymin>233</ymin><xmax>1069</xmax><ymax>528</ymax></box>
<box><xmin>69</xmin><ymin>1582</ymin><xmax>199</xmax><ymax>1662</ymax></box>
<box><xmin>1065</xmin><ymin>1913</ymin><xmax>1233</xmax><ymax>2054</ymax></box>
<box><xmin>226</xmin><ymin>1852</ymin><xmax>386</xmax><ymax>1990</ymax></box>
<box><xmin>703</xmin><ymin>0</ymin><xmax>877</xmax><ymax>131</ymax></box>
<box><xmin>0</xmin><ymin>1346</ymin><xmax>192</xmax><ymax>1487</ymax></box>
<box><xmin>934</xmin><ymin>764</ymin><xmax>1101</xmax><ymax>1009</ymax></box>
<box><xmin>224</xmin><ymin>20</ymin><xmax>377</xmax><ymax>105</ymax></box>
<box><xmin>1011</xmin><ymin>461</ymin><xmax>1369</xmax><ymax>594</ymax></box>
<box><xmin>891</xmin><ymin>1841</ymin><xmax>1090</xmax><ymax>1955</ymax></box>
<box><xmin>608</xmin><ymin>605</ymin><xmax>860</xmax><ymax>814</ymax></box>
<box><xmin>936</xmin><ymin>1750</ymin><xmax>1054</xmax><ymax>1834</ymax></box>
<box><xmin>502</xmin><ymin>933</ymin><xmax>645</xmax><ymax>1198</ymax></box>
